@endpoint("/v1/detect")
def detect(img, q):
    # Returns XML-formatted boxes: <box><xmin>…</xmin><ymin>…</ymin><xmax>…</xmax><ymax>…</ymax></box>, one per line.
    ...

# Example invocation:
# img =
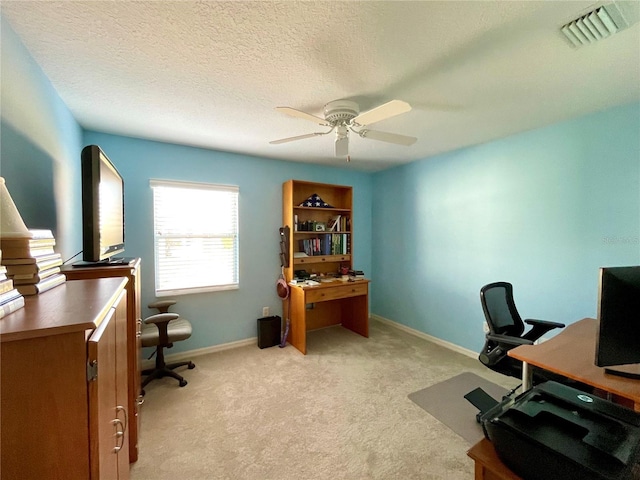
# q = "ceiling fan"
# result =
<box><xmin>270</xmin><ymin>99</ymin><xmax>417</xmax><ymax>158</ymax></box>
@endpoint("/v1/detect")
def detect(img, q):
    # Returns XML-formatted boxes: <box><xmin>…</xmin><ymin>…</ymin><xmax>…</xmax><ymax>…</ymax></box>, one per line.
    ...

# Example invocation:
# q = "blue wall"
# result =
<box><xmin>1</xmin><ymin>16</ymin><xmax>84</xmax><ymax>257</ymax></box>
<box><xmin>3</xmin><ymin>14</ymin><xmax>639</xmax><ymax>356</ymax></box>
<box><xmin>371</xmin><ymin>102</ymin><xmax>640</xmax><ymax>353</ymax></box>
<box><xmin>82</xmin><ymin>132</ymin><xmax>373</xmax><ymax>350</ymax></box>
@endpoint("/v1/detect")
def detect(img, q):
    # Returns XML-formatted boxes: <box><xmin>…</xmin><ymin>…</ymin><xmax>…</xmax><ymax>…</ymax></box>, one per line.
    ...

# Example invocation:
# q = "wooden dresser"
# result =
<box><xmin>0</xmin><ymin>277</ymin><xmax>131</xmax><ymax>479</ymax></box>
<box><xmin>62</xmin><ymin>258</ymin><xmax>142</xmax><ymax>462</ymax></box>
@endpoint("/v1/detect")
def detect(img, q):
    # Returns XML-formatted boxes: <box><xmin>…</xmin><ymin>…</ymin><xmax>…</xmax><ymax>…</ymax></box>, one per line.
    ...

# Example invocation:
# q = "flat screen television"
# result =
<box><xmin>79</xmin><ymin>145</ymin><xmax>127</xmax><ymax>265</ymax></box>
<box><xmin>595</xmin><ymin>266</ymin><xmax>640</xmax><ymax>379</ymax></box>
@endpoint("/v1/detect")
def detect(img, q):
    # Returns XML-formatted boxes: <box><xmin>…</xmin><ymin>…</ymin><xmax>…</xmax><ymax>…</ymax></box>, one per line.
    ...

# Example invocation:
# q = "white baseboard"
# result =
<box><xmin>143</xmin><ymin>316</ymin><xmax>477</xmax><ymax>369</ymax></box>
<box><xmin>371</xmin><ymin>314</ymin><xmax>477</xmax><ymax>359</ymax></box>
<box><xmin>141</xmin><ymin>337</ymin><xmax>257</xmax><ymax>370</ymax></box>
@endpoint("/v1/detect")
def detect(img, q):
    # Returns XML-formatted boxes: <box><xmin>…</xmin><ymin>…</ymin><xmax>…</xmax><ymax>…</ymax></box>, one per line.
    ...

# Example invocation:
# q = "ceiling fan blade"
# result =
<box><xmin>359</xmin><ymin>129</ymin><xmax>417</xmax><ymax>146</ymax></box>
<box><xmin>270</xmin><ymin>132</ymin><xmax>326</xmax><ymax>145</ymax></box>
<box><xmin>335</xmin><ymin>135</ymin><xmax>349</xmax><ymax>157</ymax></box>
<box><xmin>275</xmin><ymin>107</ymin><xmax>327</xmax><ymax>125</ymax></box>
<box><xmin>352</xmin><ymin>100</ymin><xmax>412</xmax><ymax>126</ymax></box>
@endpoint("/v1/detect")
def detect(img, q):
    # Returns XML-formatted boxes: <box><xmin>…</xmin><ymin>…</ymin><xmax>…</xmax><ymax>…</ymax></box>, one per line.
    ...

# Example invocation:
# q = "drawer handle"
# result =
<box><xmin>112</xmin><ymin>419</ymin><xmax>125</xmax><ymax>452</ymax></box>
<box><xmin>116</xmin><ymin>405</ymin><xmax>128</xmax><ymax>432</ymax></box>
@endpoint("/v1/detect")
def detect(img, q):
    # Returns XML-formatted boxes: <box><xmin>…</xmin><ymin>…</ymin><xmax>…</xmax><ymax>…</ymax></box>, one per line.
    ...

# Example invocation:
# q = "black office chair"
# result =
<box><xmin>141</xmin><ymin>299</ymin><xmax>195</xmax><ymax>390</ymax></box>
<box><xmin>478</xmin><ymin>281</ymin><xmax>565</xmax><ymax>378</ymax></box>
<box><xmin>465</xmin><ymin>282</ymin><xmax>565</xmax><ymax>420</ymax></box>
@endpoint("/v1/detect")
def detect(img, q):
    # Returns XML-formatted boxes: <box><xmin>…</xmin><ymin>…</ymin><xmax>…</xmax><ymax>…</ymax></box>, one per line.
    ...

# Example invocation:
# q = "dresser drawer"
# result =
<box><xmin>305</xmin><ymin>283</ymin><xmax>368</xmax><ymax>303</ymax></box>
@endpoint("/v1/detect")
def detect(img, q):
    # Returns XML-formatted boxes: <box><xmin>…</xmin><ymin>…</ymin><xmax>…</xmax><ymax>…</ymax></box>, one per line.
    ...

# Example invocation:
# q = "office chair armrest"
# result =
<box><xmin>143</xmin><ymin>313</ymin><xmax>179</xmax><ymax>347</ymax></box>
<box><xmin>523</xmin><ymin>319</ymin><xmax>565</xmax><ymax>342</ymax></box>
<box><xmin>487</xmin><ymin>333</ymin><xmax>534</xmax><ymax>347</ymax></box>
<box><xmin>148</xmin><ymin>299</ymin><xmax>177</xmax><ymax>313</ymax></box>
<box><xmin>524</xmin><ymin>318</ymin><xmax>565</xmax><ymax>329</ymax></box>
<box><xmin>144</xmin><ymin>313</ymin><xmax>179</xmax><ymax>325</ymax></box>
<box><xmin>480</xmin><ymin>334</ymin><xmax>534</xmax><ymax>368</ymax></box>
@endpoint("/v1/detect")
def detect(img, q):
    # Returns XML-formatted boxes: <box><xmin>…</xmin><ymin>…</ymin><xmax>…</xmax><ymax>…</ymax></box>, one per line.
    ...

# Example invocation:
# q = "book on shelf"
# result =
<box><xmin>0</xmin><ymin>244</ymin><xmax>56</xmax><ymax>259</ymax></box>
<box><xmin>327</xmin><ymin>215</ymin><xmax>341</xmax><ymax>232</ymax></box>
<box><xmin>0</xmin><ymin>295</ymin><xmax>25</xmax><ymax>319</ymax></box>
<box><xmin>0</xmin><ymin>264</ymin><xmax>7</xmax><ymax>281</ymax></box>
<box><xmin>0</xmin><ymin>277</ymin><xmax>14</xmax><ymax>294</ymax></box>
<box><xmin>0</xmin><ymin>287</ymin><xmax>23</xmax><ymax>305</ymax></box>
<box><xmin>0</xmin><ymin>228</ymin><xmax>54</xmax><ymax>241</ymax></box>
<box><xmin>12</xmin><ymin>266</ymin><xmax>61</xmax><ymax>285</ymax></box>
<box><xmin>1</xmin><ymin>229</ymin><xmax>55</xmax><ymax>253</ymax></box>
<box><xmin>15</xmin><ymin>273</ymin><xmax>66</xmax><ymax>296</ymax></box>
<box><xmin>1</xmin><ymin>252</ymin><xmax>62</xmax><ymax>266</ymax></box>
<box><xmin>28</xmin><ymin>228</ymin><xmax>55</xmax><ymax>239</ymax></box>
<box><xmin>1</xmin><ymin>234</ymin><xmax>55</xmax><ymax>247</ymax></box>
<box><xmin>4</xmin><ymin>255</ymin><xmax>63</xmax><ymax>274</ymax></box>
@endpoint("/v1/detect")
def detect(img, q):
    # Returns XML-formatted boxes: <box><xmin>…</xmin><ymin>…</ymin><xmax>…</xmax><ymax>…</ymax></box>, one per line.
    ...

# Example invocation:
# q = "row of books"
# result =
<box><xmin>293</xmin><ymin>215</ymin><xmax>350</xmax><ymax>232</ymax></box>
<box><xmin>0</xmin><ymin>229</ymin><xmax>66</xmax><ymax>298</ymax></box>
<box><xmin>298</xmin><ymin>233</ymin><xmax>350</xmax><ymax>257</ymax></box>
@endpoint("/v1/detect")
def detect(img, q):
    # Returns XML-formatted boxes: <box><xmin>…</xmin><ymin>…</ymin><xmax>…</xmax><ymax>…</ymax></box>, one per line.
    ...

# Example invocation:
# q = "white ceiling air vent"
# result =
<box><xmin>561</xmin><ymin>3</ymin><xmax>630</xmax><ymax>47</ymax></box>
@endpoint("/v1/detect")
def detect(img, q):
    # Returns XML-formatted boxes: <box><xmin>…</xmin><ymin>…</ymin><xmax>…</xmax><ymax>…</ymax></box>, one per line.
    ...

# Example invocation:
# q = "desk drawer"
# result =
<box><xmin>305</xmin><ymin>283</ymin><xmax>367</xmax><ymax>303</ymax></box>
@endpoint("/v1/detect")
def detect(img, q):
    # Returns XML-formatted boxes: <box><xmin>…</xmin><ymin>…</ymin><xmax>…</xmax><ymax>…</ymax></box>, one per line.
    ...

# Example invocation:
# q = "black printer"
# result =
<box><xmin>482</xmin><ymin>381</ymin><xmax>640</xmax><ymax>480</ymax></box>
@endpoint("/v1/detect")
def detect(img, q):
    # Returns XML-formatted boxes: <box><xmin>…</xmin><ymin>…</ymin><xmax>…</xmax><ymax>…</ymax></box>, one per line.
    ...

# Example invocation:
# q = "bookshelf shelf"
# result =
<box><xmin>283</xmin><ymin>180</ymin><xmax>353</xmax><ymax>278</ymax></box>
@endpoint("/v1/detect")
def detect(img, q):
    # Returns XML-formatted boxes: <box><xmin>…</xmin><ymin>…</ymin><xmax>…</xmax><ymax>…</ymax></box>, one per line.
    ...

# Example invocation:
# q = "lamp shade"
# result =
<box><xmin>0</xmin><ymin>177</ymin><xmax>31</xmax><ymax>238</ymax></box>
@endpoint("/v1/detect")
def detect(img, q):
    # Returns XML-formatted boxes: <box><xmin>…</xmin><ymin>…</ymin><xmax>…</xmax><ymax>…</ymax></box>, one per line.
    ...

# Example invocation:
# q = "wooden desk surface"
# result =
<box><xmin>467</xmin><ymin>438</ymin><xmax>522</xmax><ymax>480</ymax></box>
<box><xmin>509</xmin><ymin>318</ymin><xmax>640</xmax><ymax>409</ymax></box>
<box><xmin>0</xmin><ymin>277</ymin><xmax>128</xmax><ymax>342</ymax></box>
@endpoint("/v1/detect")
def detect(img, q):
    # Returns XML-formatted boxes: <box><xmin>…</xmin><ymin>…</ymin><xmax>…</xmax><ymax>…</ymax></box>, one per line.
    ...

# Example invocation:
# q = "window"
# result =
<box><xmin>150</xmin><ymin>179</ymin><xmax>239</xmax><ymax>296</ymax></box>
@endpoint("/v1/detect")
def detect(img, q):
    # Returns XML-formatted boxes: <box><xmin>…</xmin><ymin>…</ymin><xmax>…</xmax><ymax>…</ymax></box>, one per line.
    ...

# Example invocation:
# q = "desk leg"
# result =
<box><xmin>522</xmin><ymin>361</ymin><xmax>533</xmax><ymax>391</ymax></box>
<box><xmin>288</xmin><ymin>288</ymin><xmax>307</xmax><ymax>354</ymax></box>
<box><xmin>341</xmin><ymin>293</ymin><xmax>369</xmax><ymax>338</ymax></box>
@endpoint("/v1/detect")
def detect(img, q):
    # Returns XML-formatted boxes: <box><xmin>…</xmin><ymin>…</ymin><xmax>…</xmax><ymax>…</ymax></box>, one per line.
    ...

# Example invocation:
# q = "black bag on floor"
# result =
<box><xmin>257</xmin><ymin>315</ymin><xmax>281</xmax><ymax>349</ymax></box>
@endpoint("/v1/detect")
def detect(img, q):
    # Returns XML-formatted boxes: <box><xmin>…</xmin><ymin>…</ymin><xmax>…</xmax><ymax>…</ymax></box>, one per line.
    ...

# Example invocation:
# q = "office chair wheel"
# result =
<box><xmin>188</xmin><ymin>362</ymin><xmax>196</xmax><ymax>369</ymax></box>
<box><xmin>179</xmin><ymin>379</ymin><xmax>188</xmax><ymax>387</ymax></box>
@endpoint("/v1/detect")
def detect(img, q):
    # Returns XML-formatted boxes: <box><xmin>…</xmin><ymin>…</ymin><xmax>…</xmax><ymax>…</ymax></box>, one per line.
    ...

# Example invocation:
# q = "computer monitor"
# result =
<box><xmin>595</xmin><ymin>266</ymin><xmax>640</xmax><ymax>379</ymax></box>
<box><xmin>80</xmin><ymin>145</ymin><xmax>125</xmax><ymax>264</ymax></box>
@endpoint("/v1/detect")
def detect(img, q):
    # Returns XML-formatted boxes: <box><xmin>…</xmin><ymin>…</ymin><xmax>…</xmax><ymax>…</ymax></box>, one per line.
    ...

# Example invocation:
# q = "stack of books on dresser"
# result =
<box><xmin>0</xmin><ymin>261</ymin><xmax>24</xmax><ymax>318</ymax></box>
<box><xmin>0</xmin><ymin>229</ymin><xmax>66</xmax><ymax>296</ymax></box>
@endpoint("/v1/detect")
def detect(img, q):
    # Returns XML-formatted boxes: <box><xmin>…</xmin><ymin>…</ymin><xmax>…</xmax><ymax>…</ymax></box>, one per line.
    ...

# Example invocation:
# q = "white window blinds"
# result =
<box><xmin>150</xmin><ymin>179</ymin><xmax>239</xmax><ymax>296</ymax></box>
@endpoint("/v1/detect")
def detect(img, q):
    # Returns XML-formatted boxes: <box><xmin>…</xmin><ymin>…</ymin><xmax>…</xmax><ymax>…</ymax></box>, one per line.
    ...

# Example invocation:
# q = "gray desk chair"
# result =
<box><xmin>141</xmin><ymin>299</ymin><xmax>195</xmax><ymax>390</ymax></box>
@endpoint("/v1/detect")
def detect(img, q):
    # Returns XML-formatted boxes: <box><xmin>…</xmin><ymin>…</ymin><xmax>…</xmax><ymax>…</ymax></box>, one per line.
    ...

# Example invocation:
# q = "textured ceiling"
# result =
<box><xmin>2</xmin><ymin>1</ymin><xmax>639</xmax><ymax>172</ymax></box>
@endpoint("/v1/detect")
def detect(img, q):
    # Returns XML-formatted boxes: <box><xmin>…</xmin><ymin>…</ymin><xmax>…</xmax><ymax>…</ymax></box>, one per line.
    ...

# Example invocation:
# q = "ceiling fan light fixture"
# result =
<box><xmin>271</xmin><ymin>98</ymin><xmax>415</xmax><ymax>159</ymax></box>
<box><xmin>335</xmin><ymin>128</ymin><xmax>349</xmax><ymax>157</ymax></box>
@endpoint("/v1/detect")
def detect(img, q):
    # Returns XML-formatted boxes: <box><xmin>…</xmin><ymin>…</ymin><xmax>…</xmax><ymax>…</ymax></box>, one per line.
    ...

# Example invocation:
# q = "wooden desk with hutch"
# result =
<box><xmin>282</xmin><ymin>180</ymin><xmax>369</xmax><ymax>354</ymax></box>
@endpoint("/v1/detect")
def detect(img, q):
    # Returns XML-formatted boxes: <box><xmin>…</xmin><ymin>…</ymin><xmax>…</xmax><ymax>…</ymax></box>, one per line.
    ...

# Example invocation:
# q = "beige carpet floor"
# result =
<box><xmin>131</xmin><ymin>319</ymin><xmax>518</xmax><ymax>480</ymax></box>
